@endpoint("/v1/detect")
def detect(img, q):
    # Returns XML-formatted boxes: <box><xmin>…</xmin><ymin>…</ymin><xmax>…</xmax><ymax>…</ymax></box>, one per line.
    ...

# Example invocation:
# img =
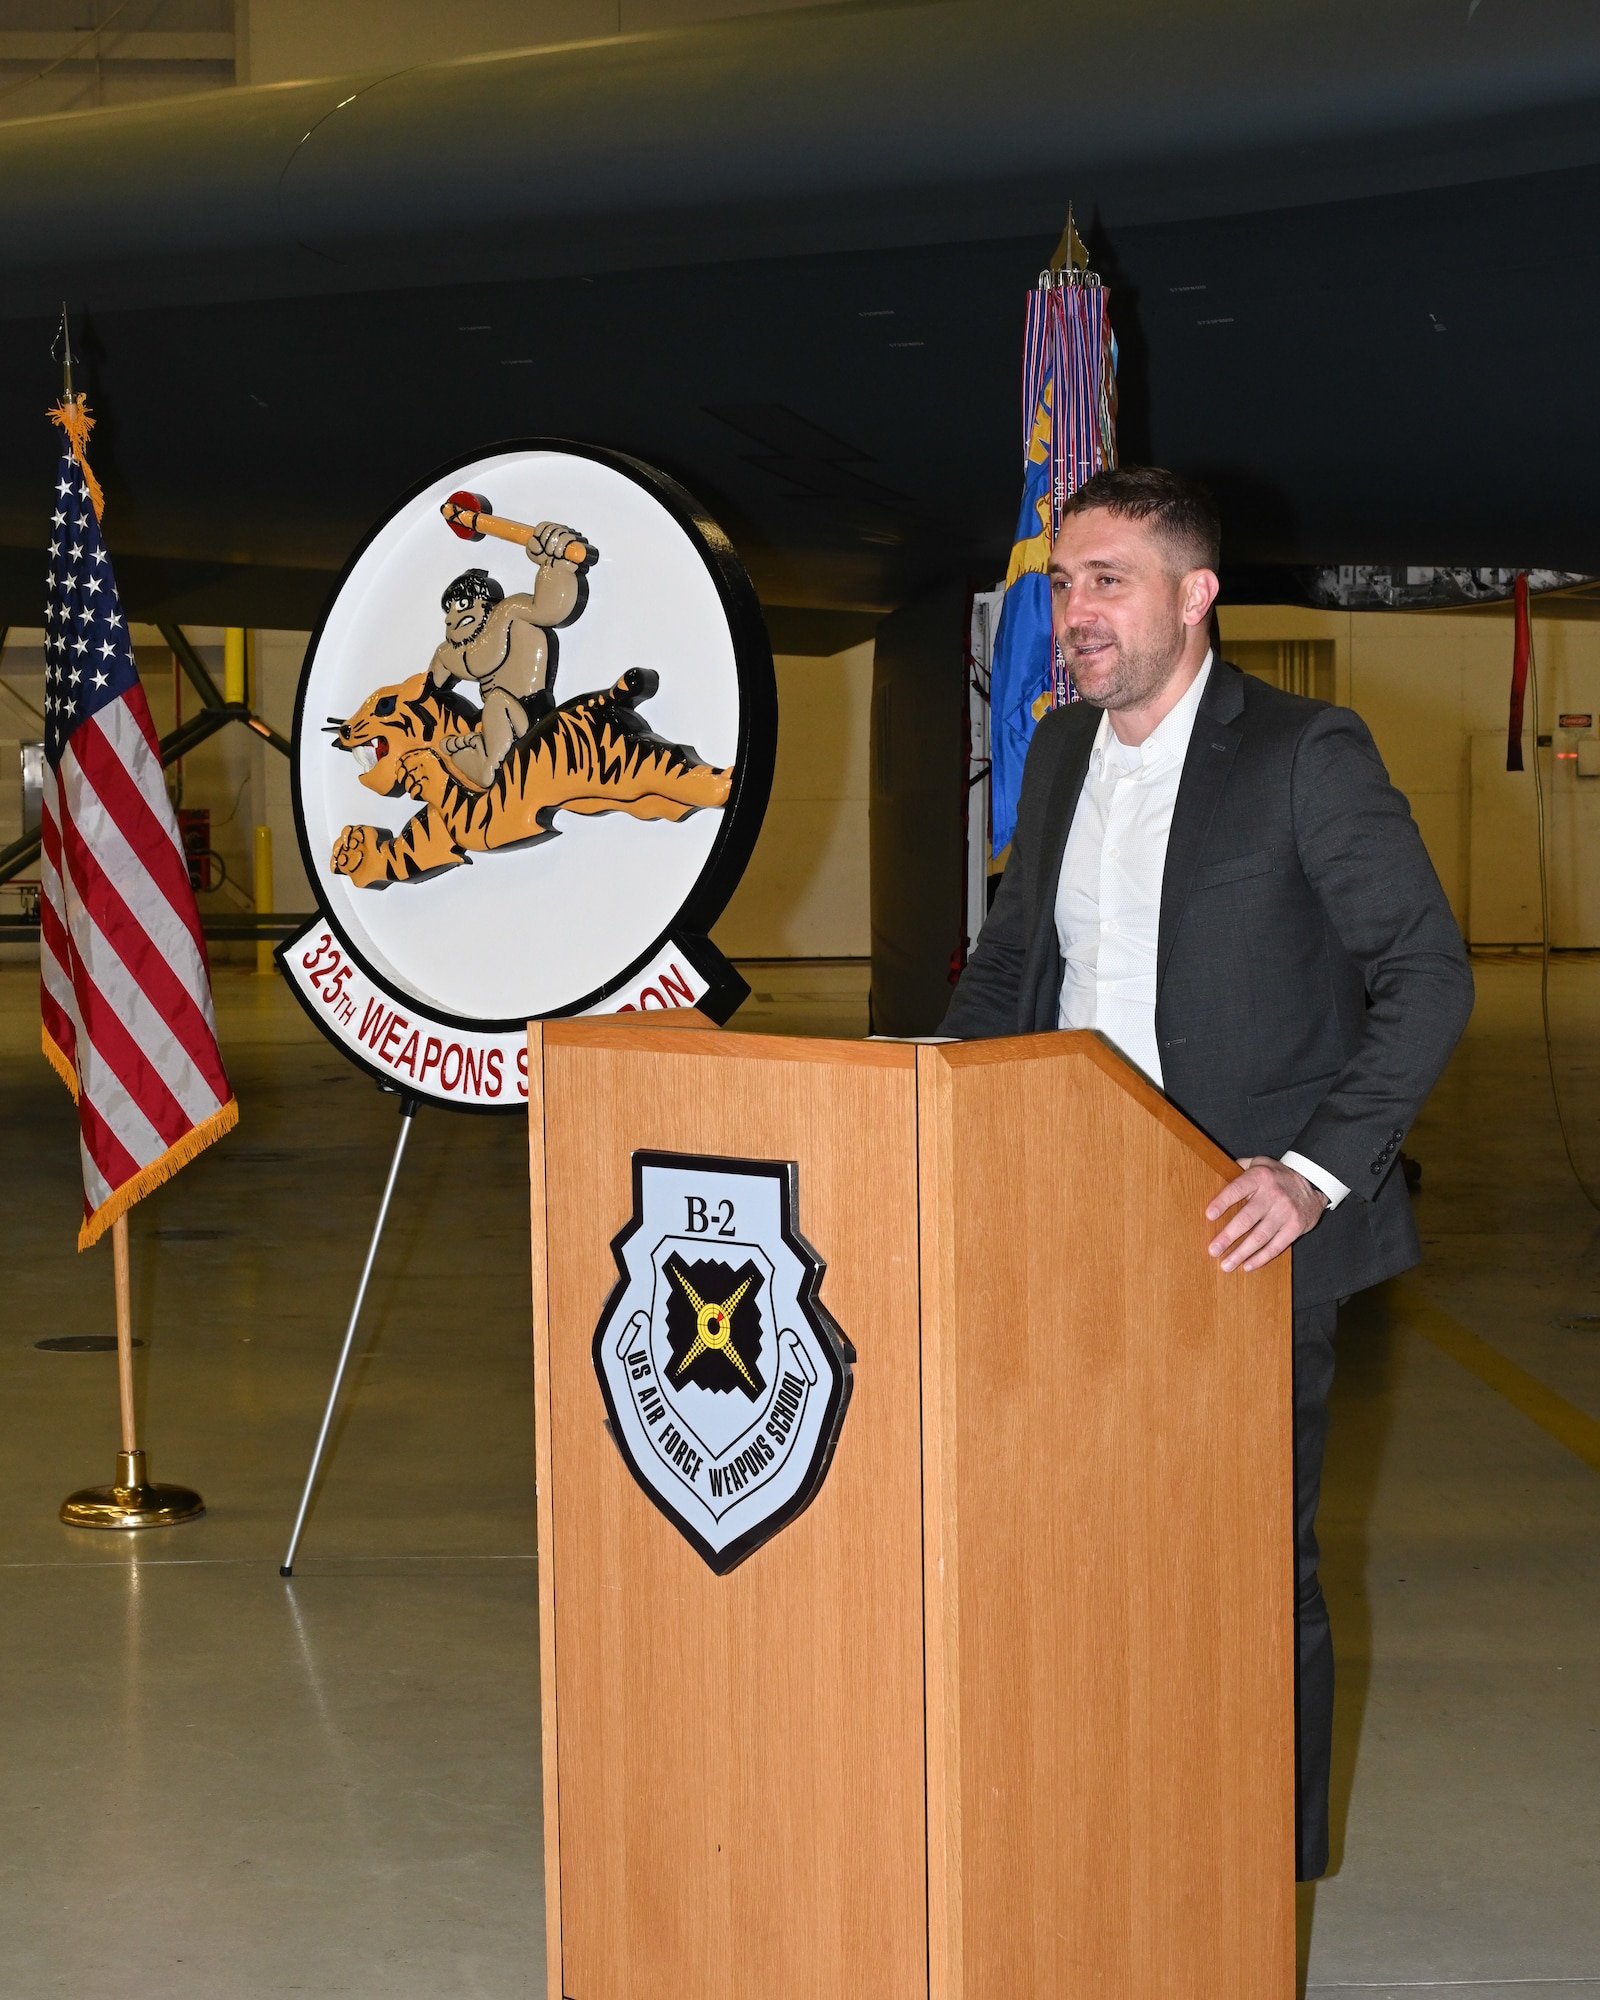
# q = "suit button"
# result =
<box><xmin>1371</xmin><ymin>1163</ymin><xmax>1383</xmax><ymax>1175</ymax></box>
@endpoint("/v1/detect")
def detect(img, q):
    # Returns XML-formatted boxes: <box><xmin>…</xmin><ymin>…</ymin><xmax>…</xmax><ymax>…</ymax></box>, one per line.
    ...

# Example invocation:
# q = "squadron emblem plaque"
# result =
<box><xmin>593</xmin><ymin>1152</ymin><xmax>854</xmax><ymax>1573</ymax></box>
<box><xmin>280</xmin><ymin>441</ymin><xmax>775</xmax><ymax>1109</ymax></box>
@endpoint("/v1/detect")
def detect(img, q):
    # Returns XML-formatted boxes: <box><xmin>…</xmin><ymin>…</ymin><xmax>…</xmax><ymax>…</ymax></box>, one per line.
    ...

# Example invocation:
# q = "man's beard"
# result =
<box><xmin>447</xmin><ymin>608</ymin><xmax>489</xmax><ymax>650</ymax></box>
<box><xmin>1063</xmin><ymin>617</ymin><xmax>1187</xmax><ymax>711</ymax></box>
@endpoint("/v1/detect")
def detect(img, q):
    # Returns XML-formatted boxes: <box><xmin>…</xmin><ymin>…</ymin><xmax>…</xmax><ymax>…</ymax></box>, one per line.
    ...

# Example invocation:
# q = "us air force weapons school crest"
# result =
<box><xmin>593</xmin><ymin>1153</ymin><xmax>853</xmax><ymax>1574</ymax></box>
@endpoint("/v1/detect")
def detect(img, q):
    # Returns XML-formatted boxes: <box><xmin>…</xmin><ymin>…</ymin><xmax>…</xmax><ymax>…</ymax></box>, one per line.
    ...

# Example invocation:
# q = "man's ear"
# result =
<box><xmin>1182</xmin><ymin>567</ymin><xmax>1221</xmax><ymax>629</ymax></box>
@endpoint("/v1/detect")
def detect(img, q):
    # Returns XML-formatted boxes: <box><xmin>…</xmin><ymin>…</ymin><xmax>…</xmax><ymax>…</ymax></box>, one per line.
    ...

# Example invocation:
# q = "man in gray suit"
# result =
<box><xmin>943</xmin><ymin>466</ymin><xmax>1473</xmax><ymax>1878</ymax></box>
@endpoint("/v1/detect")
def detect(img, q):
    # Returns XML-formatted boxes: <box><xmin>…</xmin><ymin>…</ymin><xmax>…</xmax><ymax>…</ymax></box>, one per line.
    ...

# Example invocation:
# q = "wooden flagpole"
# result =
<box><xmin>59</xmin><ymin>1214</ymin><xmax>205</xmax><ymax>1530</ymax></box>
<box><xmin>44</xmin><ymin>307</ymin><xmax>216</xmax><ymax>1534</ymax></box>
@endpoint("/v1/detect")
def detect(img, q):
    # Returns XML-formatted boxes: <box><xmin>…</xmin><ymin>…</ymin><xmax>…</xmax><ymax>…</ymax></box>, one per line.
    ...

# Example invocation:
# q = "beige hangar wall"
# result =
<box><xmin>30</xmin><ymin>600</ymin><xmax>1596</xmax><ymax>966</ymax></box>
<box><xmin>1220</xmin><ymin>601</ymin><xmax>1600</xmax><ymax>947</ymax></box>
<box><xmin>252</xmin><ymin>632</ymin><xmax>872</xmax><ymax>960</ymax></box>
<box><xmin>202</xmin><ymin>606</ymin><xmax>1600</xmax><ymax>961</ymax></box>
<box><xmin>712</xmin><ymin>642</ymin><xmax>871</xmax><ymax>960</ymax></box>
<box><xmin>143</xmin><ymin>629</ymin><xmax>874</xmax><ymax>962</ymax></box>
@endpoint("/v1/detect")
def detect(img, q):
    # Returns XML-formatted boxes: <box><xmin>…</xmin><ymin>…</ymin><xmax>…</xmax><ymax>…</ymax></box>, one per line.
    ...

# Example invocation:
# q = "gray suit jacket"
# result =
<box><xmin>941</xmin><ymin>661</ymin><xmax>1474</xmax><ymax>1307</ymax></box>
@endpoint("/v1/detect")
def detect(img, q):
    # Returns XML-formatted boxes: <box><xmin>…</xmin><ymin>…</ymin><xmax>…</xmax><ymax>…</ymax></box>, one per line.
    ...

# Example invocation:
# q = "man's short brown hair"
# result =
<box><xmin>1059</xmin><ymin>465</ymin><xmax>1221</xmax><ymax>574</ymax></box>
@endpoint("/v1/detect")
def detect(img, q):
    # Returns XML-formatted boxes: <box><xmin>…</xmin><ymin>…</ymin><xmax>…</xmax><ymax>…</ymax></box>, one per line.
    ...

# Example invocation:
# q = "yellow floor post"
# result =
<box><xmin>254</xmin><ymin>824</ymin><xmax>274</xmax><ymax>976</ymax></box>
<box><xmin>224</xmin><ymin>627</ymin><xmax>246</xmax><ymax>705</ymax></box>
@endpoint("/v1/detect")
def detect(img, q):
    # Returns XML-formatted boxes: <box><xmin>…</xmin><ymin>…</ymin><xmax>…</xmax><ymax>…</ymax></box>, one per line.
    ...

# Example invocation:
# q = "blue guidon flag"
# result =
<box><xmin>37</xmin><ymin>395</ymin><xmax>236</xmax><ymax>1248</ymax></box>
<box><xmin>988</xmin><ymin>263</ymin><xmax>1118</xmax><ymax>857</ymax></box>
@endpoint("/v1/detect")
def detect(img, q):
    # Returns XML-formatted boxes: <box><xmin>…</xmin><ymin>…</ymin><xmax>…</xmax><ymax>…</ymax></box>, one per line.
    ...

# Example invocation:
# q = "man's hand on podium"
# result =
<box><xmin>1204</xmin><ymin>1157</ymin><xmax>1328</xmax><ymax>1274</ymax></box>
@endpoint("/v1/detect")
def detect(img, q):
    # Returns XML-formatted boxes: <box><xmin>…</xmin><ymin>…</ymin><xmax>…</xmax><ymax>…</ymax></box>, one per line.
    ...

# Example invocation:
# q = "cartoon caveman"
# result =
<box><xmin>428</xmin><ymin>521</ymin><xmax>589</xmax><ymax>788</ymax></box>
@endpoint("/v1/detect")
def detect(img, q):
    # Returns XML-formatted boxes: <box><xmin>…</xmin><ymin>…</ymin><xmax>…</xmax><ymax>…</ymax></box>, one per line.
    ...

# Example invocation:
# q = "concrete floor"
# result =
<box><xmin>0</xmin><ymin>953</ymin><xmax>1595</xmax><ymax>1997</ymax></box>
<box><xmin>1304</xmin><ymin>953</ymin><xmax>1600</xmax><ymax>1999</ymax></box>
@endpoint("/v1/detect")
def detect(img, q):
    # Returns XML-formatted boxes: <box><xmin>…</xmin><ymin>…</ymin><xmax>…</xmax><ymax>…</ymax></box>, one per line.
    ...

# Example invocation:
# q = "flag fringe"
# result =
<box><xmin>42</xmin><ymin>1023</ymin><xmax>79</xmax><ymax>1101</ymax></box>
<box><xmin>48</xmin><ymin>394</ymin><xmax>105</xmax><ymax>521</ymax></box>
<box><xmin>77</xmin><ymin>1096</ymin><xmax>239</xmax><ymax>1252</ymax></box>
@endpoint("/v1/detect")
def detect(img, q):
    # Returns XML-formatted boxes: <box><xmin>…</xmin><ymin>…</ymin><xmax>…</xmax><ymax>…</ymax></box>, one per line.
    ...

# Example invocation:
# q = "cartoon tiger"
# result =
<box><xmin>326</xmin><ymin>666</ymin><xmax>732</xmax><ymax>888</ymax></box>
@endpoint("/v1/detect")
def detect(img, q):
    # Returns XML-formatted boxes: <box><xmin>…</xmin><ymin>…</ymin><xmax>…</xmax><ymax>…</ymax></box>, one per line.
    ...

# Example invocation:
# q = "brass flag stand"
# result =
<box><xmin>60</xmin><ymin>1214</ymin><xmax>204</xmax><ymax>1530</ymax></box>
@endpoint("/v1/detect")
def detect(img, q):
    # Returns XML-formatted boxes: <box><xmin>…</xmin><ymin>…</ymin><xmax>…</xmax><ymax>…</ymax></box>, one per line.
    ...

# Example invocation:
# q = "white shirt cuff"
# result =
<box><xmin>1282</xmin><ymin>1151</ymin><xmax>1350</xmax><ymax>1211</ymax></box>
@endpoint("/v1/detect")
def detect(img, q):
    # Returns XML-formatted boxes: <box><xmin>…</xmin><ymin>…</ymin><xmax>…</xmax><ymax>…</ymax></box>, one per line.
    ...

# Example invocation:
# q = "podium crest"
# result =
<box><xmin>593</xmin><ymin>1151</ymin><xmax>853</xmax><ymax>1573</ymax></box>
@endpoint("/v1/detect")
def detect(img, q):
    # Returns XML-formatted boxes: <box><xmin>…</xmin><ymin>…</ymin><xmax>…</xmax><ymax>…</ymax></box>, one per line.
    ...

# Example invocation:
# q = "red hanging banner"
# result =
<box><xmin>1507</xmin><ymin>570</ymin><xmax>1531</xmax><ymax>772</ymax></box>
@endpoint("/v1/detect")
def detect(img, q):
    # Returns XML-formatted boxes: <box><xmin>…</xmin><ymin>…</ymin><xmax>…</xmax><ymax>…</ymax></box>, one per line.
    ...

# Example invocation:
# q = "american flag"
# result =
<box><xmin>38</xmin><ymin>398</ymin><xmax>237</xmax><ymax>1249</ymax></box>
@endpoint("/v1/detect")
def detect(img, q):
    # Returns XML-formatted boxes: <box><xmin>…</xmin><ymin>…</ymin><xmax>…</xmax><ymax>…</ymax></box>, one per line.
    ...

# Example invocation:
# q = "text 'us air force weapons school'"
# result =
<box><xmin>592</xmin><ymin>1152</ymin><xmax>853</xmax><ymax>1573</ymax></box>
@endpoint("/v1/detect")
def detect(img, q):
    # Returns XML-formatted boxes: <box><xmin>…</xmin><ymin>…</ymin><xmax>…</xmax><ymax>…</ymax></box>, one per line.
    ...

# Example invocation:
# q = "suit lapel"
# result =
<box><xmin>1157</xmin><ymin>663</ymin><xmax>1246</xmax><ymax>991</ymax></box>
<box><xmin>1020</xmin><ymin>703</ymin><xmax>1099</xmax><ymax>1024</ymax></box>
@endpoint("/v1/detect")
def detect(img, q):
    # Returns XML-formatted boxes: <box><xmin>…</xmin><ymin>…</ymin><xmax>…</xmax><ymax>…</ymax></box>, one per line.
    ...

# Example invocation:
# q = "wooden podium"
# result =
<box><xmin>528</xmin><ymin>1020</ymin><xmax>1294</xmax><ymax>2000</ymax></box>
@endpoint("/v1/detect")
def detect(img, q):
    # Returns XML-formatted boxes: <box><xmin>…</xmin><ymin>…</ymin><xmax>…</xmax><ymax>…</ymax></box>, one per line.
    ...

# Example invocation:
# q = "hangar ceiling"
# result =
<box><xmin>0</xmin><ymin>0</ymin><xmax>1594</xmax><ymax>628</ymax></box>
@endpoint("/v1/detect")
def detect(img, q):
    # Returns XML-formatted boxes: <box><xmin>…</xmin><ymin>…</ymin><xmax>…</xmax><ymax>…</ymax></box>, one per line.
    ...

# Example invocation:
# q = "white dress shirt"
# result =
<box><xmin>1054</xmin><ymin>655</ymin><xmax>1348</xmax><ymax>1210</ymax></box>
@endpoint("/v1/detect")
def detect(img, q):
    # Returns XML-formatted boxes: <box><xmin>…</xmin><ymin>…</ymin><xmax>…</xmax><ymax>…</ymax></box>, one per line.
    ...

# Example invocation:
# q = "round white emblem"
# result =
<box><xmin>281</xmin><ymin>442</ymin><xmax>775</xmax><ymax>1108</ymax></box>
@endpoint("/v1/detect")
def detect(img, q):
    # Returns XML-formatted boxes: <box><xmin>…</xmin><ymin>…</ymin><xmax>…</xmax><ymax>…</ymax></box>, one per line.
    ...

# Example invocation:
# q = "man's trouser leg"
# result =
<box><xmin>1293</xmin><ymin>1299</ymin><xmax>1340</xmax><ymax>1880</ymax></box>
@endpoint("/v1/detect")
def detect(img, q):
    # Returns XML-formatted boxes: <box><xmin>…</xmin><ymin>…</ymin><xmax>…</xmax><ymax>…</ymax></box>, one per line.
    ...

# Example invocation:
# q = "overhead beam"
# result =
<box><xmin>0</xmin><ymin>825</ymin><xmax>40</xmax><ymax>888</ymax></box>
<box><xmin>0</xmin><ymin>912</ymin><xmax>308</xmax><ymax>943</ymax></box>
<box><xmin>157</xmin><ymin>622</ymin><xmax>225</xmax><ymax>709</ymax></box>
<box><xmin>156</xmin><ymin>624</ymin><xmax>292</xmax><ymax>755</ymax></box>
<box><xmin>0</xmin><ymin>688</ymin><xmax>290</xmax><ymax>887</ymax></box>
<box><xmin>0</xmin><ymin>31</ymin><xmax>234</xmax><ymax>62</ymax></box>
